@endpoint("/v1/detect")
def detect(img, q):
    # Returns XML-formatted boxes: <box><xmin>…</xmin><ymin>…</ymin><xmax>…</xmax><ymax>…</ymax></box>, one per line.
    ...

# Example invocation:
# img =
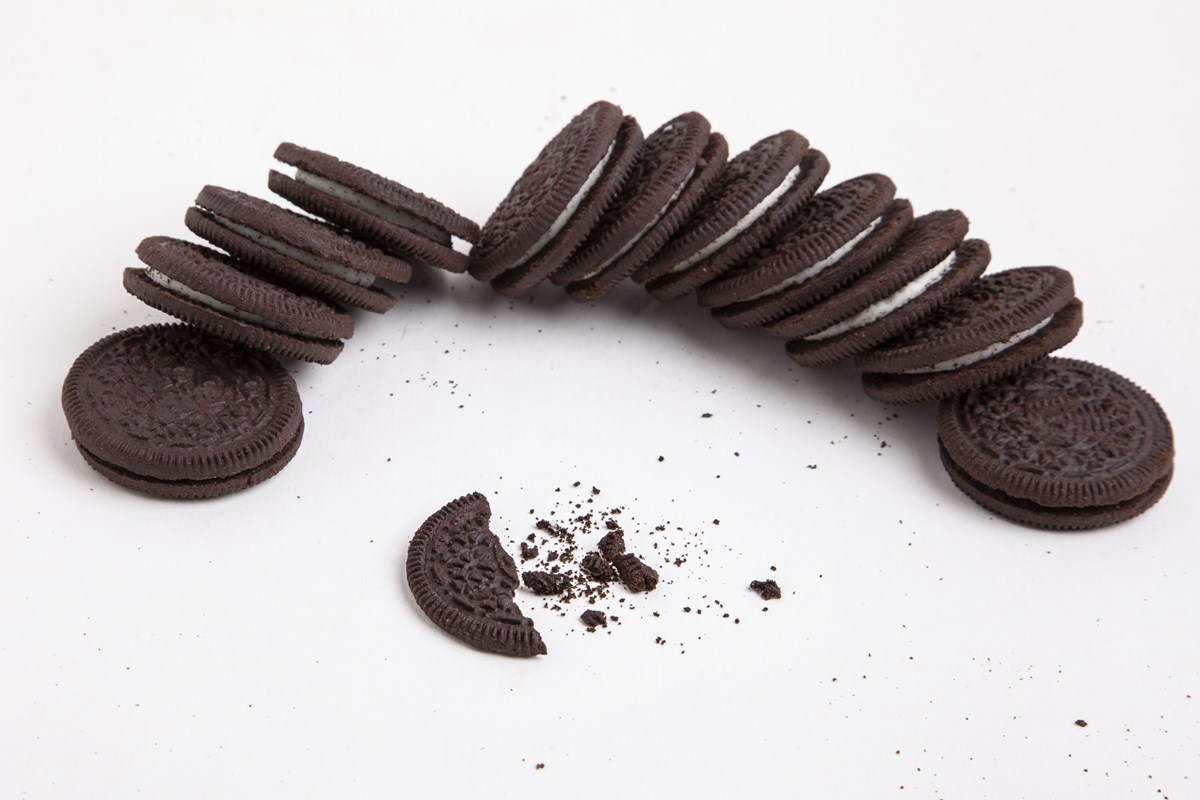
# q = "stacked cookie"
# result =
<box><xmin>64</xmin><ymin>147</ymin><xmax>480</xmax><ymax>497</ymax></box>
<box><xmin>468</xmin><ymin>101</ymin><xmax>1173</xmax><ymax>530</ymax></box>
<box><xmin>61</xmin><ymin>100</ymin><xmax>1174</xmax><ymax>529</ymax></box>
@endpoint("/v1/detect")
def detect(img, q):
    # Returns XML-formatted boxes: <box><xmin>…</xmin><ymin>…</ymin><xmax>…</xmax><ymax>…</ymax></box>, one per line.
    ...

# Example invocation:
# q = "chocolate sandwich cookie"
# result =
<box><xmin>468</xmin><ymin>101</ymin><xmax>626</xmax><ymax>283</ymax></box>
<box><xmin>488</xmin><ymin>115</ymin><xmax>644</xmax><ymax>297</ymax></box>
<box><xmin>552</xmin><ymin>112</ymin><xmax>728</xmax><ymax>301</ymax></box>
<box><xmin>186</xmin><ymin>186</ymin><xmax>411</xmax><ymax>314</ymax></box>
<box><xmin>61</xmin><ymin>324</ymin><xmax>303</xmax><ymax>499</ymax></box>
<box><xmin>937</xmin><ymin>358</ymin><xmax>1174</xmax><ymax>530</ymax></box>
<box><xmin>767</xmin><ymin>210</ymin><xmax>989</xmax><ymax>366</ymax></box>
<box><xmin>406</xmin><ymin>492</ymin><xmax>547</xmax><ymax>657</ymax></box>
<box><xmin>269</xmin><ymin>143</ymin><xmax>478</xmax><ymax>273</ymax></box>
<box><xmin>857</xmin><ymin>267</ymin><xmax>1083</xmax><ymax>403</ymax></box>
<box><xmin>636</xmin><ymin>132</ymin><xmax>828</xmax><ymax>302</ymax></box>
<box><xmin>125</xmin><ymin>237</ymin><xmax>353</xmax><ymax>365</ymax></box>
<box><xmin>700</xmin><ymin>174</ymin><xmax>911</xmax><ymax>327</ymax></box>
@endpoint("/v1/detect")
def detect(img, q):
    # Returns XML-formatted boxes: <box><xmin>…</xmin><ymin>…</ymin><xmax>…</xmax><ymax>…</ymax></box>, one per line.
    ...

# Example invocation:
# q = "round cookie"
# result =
<box><xmin>857</xmin><ymin>267</ymin><xmax>1084</xmax><ymax>403</ymax></box>
<box><xmin>698</xmin><ymin>173</ymin><xmax>902</xmax><ymax>317</ymax></box>
<box><xmin>186</xmin><ymin>186</ymin><xmax>410</xmax><ymax>313</ymax></box>
<box><xmin>638</xmin><ymin>134</ymin><xmax>828</xmax><ymax>302</ymax></box>
<box><xmin>468</xmin><ymin>101</ymin><xmax>626</xmax><ymax>282</ymax></box>
<box><xmin>270</xmin><ymin>143</ymin><xmax>478</xmax><ymax>273</ymax></box>
<box><xmin>61</xmin><ymin>324</ymin><xmax>304</xmax><ymax>499</ymax></box>
<box><xmin>125</xmin><ymin>236</ymin><xmax>352</xmax><ymax>365</ymax></box>
<box><xmin>551</xmin><ymin>112</ymin><xmax>718</xmax><ymax>296</ymax></box>
<box><xmin>406</xmin><ymin>492</ymin><xmax>547</xmax><ymax>657</ymax></box>
<box><xmin>488</xmin><ymin>115</ymin><xmax>645</xmax><ymax>297</ymax></box>
<box><xmin>937</xmin><ymin>358</ymin><xmax>1174</xmax><ymax>530</ymax></box>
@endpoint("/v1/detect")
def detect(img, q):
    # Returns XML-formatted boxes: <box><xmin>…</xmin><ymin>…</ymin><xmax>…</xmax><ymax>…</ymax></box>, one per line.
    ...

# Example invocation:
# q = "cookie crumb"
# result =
<box><xmin>1074</xmin><ymin>719</ymin><xmax>1088</xmax><ymax>728</ymax></box>
<box><xmin>750</xmin><ymin>579</ymin><xmax>782</xmax><ymax>600</ymax></box>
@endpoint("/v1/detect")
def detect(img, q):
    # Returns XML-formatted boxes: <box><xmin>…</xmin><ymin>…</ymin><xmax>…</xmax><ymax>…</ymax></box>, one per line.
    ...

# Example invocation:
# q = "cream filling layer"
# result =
<box><xmin>575</xmin><ymin>167</ymin><xmax>696</xmax><ymax>282</ymax></box>
<box><xmin>144</xmin><ymin>268</ymin><xmax>317</xmax><ymax>339</ymax></box>
<box><xmin>805</xmin><ymin>252</ymin><xmax>957</xmax><ymax>341</ymax></box>
<box><xmin>209</xmin><ymin>213</ymin><xmax>375</xmax><ymax>287</ymax></box>
<box><xmin>743</xmin><ymin>215</ymin><xmax>884</xmax><ymax>302</ymax></box>
<box><xmin>902</xmin><ymin>315</ymin><xmax>1054</xmax><ymax>374</ymax></box>
<box><xmin>510</xmin><ymin>140</ymin><xmax>617</xmax><ymax>270</ymax></box>
<box><xmin>670</xmin><ymin>164</ymin><xmax>803</xmax><ymax>274</ymax></box>
<box><xmin>294</xmin><ymin>170</ymin><xmax>452</xmax><ymax>245</ymax></box>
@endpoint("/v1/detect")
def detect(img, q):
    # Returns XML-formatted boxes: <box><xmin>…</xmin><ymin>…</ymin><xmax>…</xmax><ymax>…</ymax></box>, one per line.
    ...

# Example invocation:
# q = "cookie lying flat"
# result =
<box><xmin>270</xmin><ymin>143</ymin><xmax>478</xmax><ymax>273</ymax></box>
<box><xmin>62</xmin><ymin>324</ymin><xmax>303</xmax><ymax>499</ymax></box>
<box><xmin>489</xmin><ymin>114</ymin><xmax>644</xmax><ymax>297</ymax></box>
<box><xmin>406</xmin><ymin>492</ymin><xmax>547</xmax><ymax>657</ymax></box>
<box><xmin>186</xmin><ymin>186</ymin><xmax>411</xmax><ymax>313</ymax></box>
<box><xmin>937</xmin><ymin>358</ymin><xmax>1174</xmax><ymax>530</ymax></box>
<box><xmin>857</xmin><ymin>267</ymin><xmax>1083</xmax><ymax>403</ymax></box>
<box><xmin>469</xmin><ymin>101</ymin><xmax>640</xmax><ymax>294</ymax></box>
<box><xmin>553</xmin><ymin>112</ymin><xmax>729</xmax><ymax>302</ymax></box>
<box><xmin>125</xmin><ymin>236</ymin><xmax>353</xmax><ymax>364</ymax></box>
<box><xmin>700</xmin><ymin>175</ymin><xmax>911</xmax><ymax>328</ymax></box>
<box><xmin>636</xmin><ymin>132</ymin><xmax>828</xmax><ymax>301</ymax></box>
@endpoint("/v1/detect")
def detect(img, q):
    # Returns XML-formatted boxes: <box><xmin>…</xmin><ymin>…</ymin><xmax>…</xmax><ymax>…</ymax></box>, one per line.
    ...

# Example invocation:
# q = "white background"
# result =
<box><xmin>2</xmin><ymin>1</ymin><xmax>1197</xmax><ymax>797</ymax></box>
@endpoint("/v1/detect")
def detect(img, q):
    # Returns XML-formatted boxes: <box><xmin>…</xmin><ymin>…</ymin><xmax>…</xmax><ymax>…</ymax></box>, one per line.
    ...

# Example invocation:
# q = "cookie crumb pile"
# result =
<box><xmin>61</xmin><ymin>99</ymin><xmax>1173</xmax><ymax>529</ymax></box>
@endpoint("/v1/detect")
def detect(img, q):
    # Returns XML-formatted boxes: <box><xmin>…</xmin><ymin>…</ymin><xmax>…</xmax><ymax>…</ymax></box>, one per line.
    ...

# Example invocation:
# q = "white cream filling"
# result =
<box><xmin>742</xmin><ymin>215</ymin><xmax>884</xmax><ymax>302</ymax></box>
<box><xmin>574</xmin><ymin>167</ymin><xmax>696</xmax><ymax>282</ymax></box>
<box><xmin>805</xmin><ymin>251</ymin><xmax>958</xmax><ymax>341</ymax></box>
<box><xmin>902</xmin><ymin>315</ymin><xmax>1055</xmax><ymax>374</ymax></box>
<box><xmin>294</xmin><ymin>169</ymin><xmax>452</xmax><ymax>245</ymax></box>
<box><xmin>209</xmin><ymin>213</ymin><xmax>375</xmax><ymax>287</ymax></box>
<box><xmin>144</xmin><ymin>268</ymin><xmax>316</xmax><ymax>339</ymax></box>
<box><xmin>670</xmin><ymin>164</ymin><xmax>803</xmax><ymax>274</ymax></box>
<box><xmin>510</xmin><ymin>140</ymin><xmax>617</xmax><ymax>269</ymax></box>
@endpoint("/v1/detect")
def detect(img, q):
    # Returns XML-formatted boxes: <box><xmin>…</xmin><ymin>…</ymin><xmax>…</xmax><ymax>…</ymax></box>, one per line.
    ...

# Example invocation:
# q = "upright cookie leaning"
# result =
<box><xmin>61</xmin><ymin>324</ymin><xmax>304</xmax><ymax>499</ymax></box>
<box><xmin>937</xmin><ymin>358</ymin><xmax>1174</xmax><ymax>530</ymax></box>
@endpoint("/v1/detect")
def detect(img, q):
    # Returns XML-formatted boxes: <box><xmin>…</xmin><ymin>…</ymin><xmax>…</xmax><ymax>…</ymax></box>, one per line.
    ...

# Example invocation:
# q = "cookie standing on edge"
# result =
<box><xmin>125</xmin><ymin>237</ymin><xmax>354</xmax><ymax>365</ymax></box>
<box><xmin>857</xmin><ymin>267</ymin><xmax>1084</xmax><ymax>403</ymax></box>
<box><xmin>270</xmin><ymin>143</ymin><xmax>479</xmax><ymax>273</ymax></box>
<box><xmin>700</xmin><ymin>175</ymin><xmax>912</xmax><ymax>329</ymax></box>
<box><xmin>553</xmin><ymin>112</ymin><xmax>730</xmax><ymax>302</ymax></box>
<box><xmin>186</xmin><ymin>186</ymin><xmax>411</xmax><ymax>314</ymax></box>
<box><xmin>406</xmin><ymin>492</ymin><xmax>548</xmax><ymax>657</ymax></box>
<box><xmin>636</xmin><ymin>132</ymin><xmax>828</xmax><ymax>301</ymax></box>
<box><xmin>937</xmin><ymin>358</ymin><xmax>1174</xmax><ymax>530</ymax></box>
<box><xmin>61</xmin><ymin>324</ymin><xmax>304</xmax><ymax>499</ymax></box>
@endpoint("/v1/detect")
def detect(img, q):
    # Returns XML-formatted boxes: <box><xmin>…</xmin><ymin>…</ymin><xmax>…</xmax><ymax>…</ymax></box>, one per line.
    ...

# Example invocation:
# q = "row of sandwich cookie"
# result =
<box><xmin>462</xmin><ymin>101</ymin><xmax>1171</xmax><ymax>530</ymax></box>
<box><xmin>464</xmin><ymin>100</ymin><xmax>1084</xmax><ymax>405</ymax></box>
<box><xmin>122</xmin><ymin>146</ymin><xmax>482</xmax><ymax>364</ymax></box>
<box><xmin>64</xmin><ymin>148</ymin><xmax>482</xmax><ymax>499</ymax></box>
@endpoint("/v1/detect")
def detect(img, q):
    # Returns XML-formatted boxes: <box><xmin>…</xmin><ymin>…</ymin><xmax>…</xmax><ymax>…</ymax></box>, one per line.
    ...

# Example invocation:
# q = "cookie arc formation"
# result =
<box><xmin>62</xmin><ymin>99</ymin><xmax>1174</xmax><ymax>531</ymax></box>
<box><xmin>406</xmin><ymin>493</ymin><xmax>547</xmax><ymax>657</ymax></box>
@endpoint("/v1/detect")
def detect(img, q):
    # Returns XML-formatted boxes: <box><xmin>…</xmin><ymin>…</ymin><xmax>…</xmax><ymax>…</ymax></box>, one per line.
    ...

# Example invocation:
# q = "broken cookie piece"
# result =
<box><xmin>405</xmin><ymin>492</ymin><xmax>547</xmax><ymax>657</ymax></box>
<box><xmin>614</xmin><ymin>553</ymin><xmax>659</xmax><ymax>593</ymax></box>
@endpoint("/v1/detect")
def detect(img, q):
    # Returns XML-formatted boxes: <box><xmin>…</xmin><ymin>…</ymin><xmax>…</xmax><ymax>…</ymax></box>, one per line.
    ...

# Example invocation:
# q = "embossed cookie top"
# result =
<box><xmin>469</xmin><ymin>101</ymin><xmax>624</xmax><ymax>279</ymax></box>
<box><xmin>194</xmin><ymin>186</ymin><xmax>412</xmax><ymax>282</ymax></box>
<box><xmin>406</xmin><ymin>492</ymin><xmax>547</xmax><ymax>657</ymax></box>
<box><xmin>937</xmin><ymin>358</ymin><xmax>1174</xmax><ymax>508</ymax></box>
<box><xmin>61</xmin><ymin>324</ymin><xmax>302</xmax><ymax>482</ymax></box>
<box><xmin>857</xmin><ymin>267</ymin><xmax>1076</xmax><ymax>371</ymax></box>
<box><xmin>274</xmin><ymin>143</ymin><xmax>480</xmax><ymax>242</ymax></box>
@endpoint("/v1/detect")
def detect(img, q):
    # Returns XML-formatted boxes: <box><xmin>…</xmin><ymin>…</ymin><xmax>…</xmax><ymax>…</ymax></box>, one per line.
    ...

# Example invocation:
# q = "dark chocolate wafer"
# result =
<box><xmin>766</xmin><ymin>210</ymin><xmax>968</xmax><ymax>340</ymax></box>
<box><xmin>187</xmin><ymin>186</ymin><xmax>410</xmax><ymax>313</ymax></box>
<box><xmin>698</xmin><ymin>173</ymin><xmax>899</xmax><ymax>311</ymax></box>
<box><xmin>469</xmin><ymin>101</ymin><xmax>625</xmax><ymax>282</ymax></box>
<box><xmin>270</xmin><ymin>143</ymin><xmax>478</xmax><ymax>273</ymax></box>
<box><xmin>858</xmin><ymin>267</ymin><xmax>1083</xmax><ymax>403</ymax></box>
<box><xmin>640</xmin><ymin>135</ymin><xmax>828</xmax><ymax>301</ymax></box>
<box><xmin>125</xmin><ymin>236</ymin><xmax>352</xmax><ymax>364</ymax></box>
<box><xmin>489</xmin><ymin>115</ymin><xmax>644</xmax><ymax>297</ymax></box>
<box><xmin>552</xmin><ymin>112</ymin><xmax>716</xmax><ymax>294</ymax></box>
<box><xmin>937</xmin><ymin>358</ymin><xmax>1174</xmax><ymax>530</ymax></box>
<box><xmin>406</xmin><ymin>492</ymin><xmax>547</xmax><ymax>657</ymax></box>
<box><xmin>61</xmin><ymin>324</ymin><xmax>304</xmax><ymax>499</ymax></box>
